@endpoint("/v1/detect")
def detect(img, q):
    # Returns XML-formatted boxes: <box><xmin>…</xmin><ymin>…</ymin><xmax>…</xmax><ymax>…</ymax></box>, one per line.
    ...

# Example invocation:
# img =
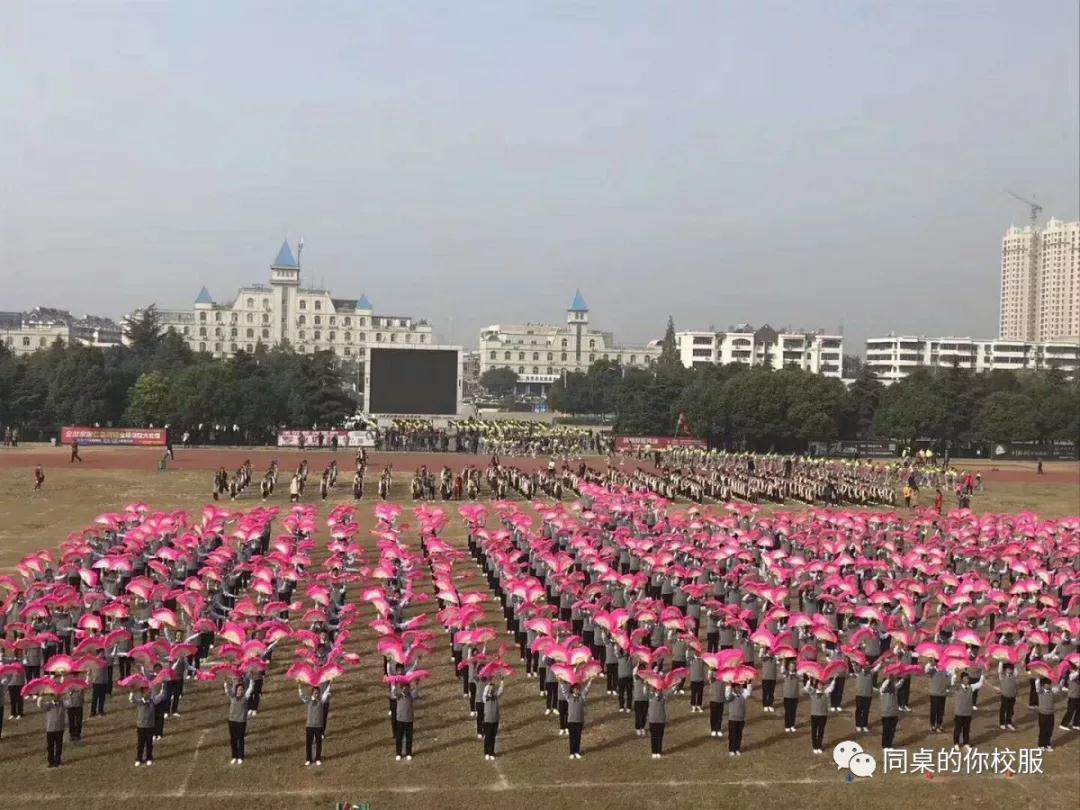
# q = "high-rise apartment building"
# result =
<box><xmin>1000</xmin><ymin>218</ymin><xmax>1079</xmax><ymax>343</ymax></box>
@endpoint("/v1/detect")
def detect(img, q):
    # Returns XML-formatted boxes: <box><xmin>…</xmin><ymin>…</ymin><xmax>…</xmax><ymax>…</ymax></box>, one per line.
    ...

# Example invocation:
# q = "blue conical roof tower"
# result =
<box><xmin>272</xmin><ymin>239</ymin><xmax>299</xmax><ymax>269</ymax></box>
<box><xmin>569</xmin><ymin>289</ymin><xmax>589</xmax><ymax>312</ymax></box>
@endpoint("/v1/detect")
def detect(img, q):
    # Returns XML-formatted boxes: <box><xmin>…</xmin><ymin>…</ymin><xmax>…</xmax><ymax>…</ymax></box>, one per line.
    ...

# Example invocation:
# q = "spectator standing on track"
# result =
<box><xmin>70</xmin><ymin>440</ymin><xmax>82</xmax><ymax>463</ymax></box>
<box><xmin>34</xmin><ymin>465</ymin><xmax>45</xmax><ymax>491</ymax></box>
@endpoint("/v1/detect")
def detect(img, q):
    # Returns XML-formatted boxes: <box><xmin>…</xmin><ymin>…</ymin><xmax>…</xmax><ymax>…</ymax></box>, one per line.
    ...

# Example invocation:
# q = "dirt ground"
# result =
<box><xmin>0</xmin><ymin>449</ymin><xmax>1076</xmax><ymax>810</ymax></box>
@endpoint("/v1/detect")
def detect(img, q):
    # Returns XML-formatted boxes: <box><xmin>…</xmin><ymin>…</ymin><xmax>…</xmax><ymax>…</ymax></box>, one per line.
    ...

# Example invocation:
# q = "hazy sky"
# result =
<box><xmin>2</xmin><ymin>2</ymin><xmax>1078</xmax><ymax>352</ymax></box>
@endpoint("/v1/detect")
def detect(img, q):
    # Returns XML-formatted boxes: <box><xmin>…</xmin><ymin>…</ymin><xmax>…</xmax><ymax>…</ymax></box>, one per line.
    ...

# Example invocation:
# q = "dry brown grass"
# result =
<box><xmin>0</xmin><ymin>451</ymin><xmax>1076</xmax><ymax>810</ymax></box>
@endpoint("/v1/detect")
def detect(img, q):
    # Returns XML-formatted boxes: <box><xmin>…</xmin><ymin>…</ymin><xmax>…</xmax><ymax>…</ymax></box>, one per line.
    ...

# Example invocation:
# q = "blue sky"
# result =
<box><xmin>1</xmin><ymin>1</ymin><xmax>1077</xmax><ymax>351</ymax></box>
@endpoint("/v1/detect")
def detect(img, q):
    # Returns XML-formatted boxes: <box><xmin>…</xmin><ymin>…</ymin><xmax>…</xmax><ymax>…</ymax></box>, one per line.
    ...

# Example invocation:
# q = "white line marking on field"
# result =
<box><xmin>7</xmin><ymin>772</ymin><xmax>1076</xmax><ymax>801</ymax></box>
<box><xmin>176</xmin><ymin>729</ymin><xmax>208</xmax><ymax>797</ymax></box>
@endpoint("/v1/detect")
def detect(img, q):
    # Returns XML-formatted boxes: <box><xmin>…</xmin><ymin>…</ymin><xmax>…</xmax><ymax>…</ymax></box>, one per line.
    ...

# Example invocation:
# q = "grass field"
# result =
<box><xmin>0</xmin><ymin>446</ymin><xmax>1077</xmax><ymax>810</ymax></box>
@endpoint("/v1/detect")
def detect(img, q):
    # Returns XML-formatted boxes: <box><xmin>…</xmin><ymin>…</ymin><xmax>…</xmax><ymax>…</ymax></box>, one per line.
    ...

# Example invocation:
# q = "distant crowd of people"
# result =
<box><xmin>376</xmin><ymin>419</ymin><xmax>612</xmax><ymax>458</ymax></box>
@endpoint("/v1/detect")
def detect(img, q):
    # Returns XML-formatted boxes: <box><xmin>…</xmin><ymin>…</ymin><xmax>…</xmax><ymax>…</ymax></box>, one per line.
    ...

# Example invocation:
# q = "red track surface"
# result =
<box><xmin>0</xmin><ymin>446</ymin><xmax>567</xmax><ymax>476</ymax></box>
<box><xmin>0</xmin><ymin>445</ymin><xmax>1076</xmax><ymax>484</ymax></box>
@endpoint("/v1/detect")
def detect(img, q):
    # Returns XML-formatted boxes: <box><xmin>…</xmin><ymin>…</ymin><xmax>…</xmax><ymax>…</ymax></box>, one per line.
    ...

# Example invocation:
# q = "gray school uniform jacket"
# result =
<box><xmin>998</xmin><ymin>670</ymin><xmax>1018</xmax><ymax>698</ymax></box>
<box><xmin>604</xmin><ymin>638</ymin><xmax>618</xmax><ymax>663</ymax></box>
<box><xmin>132</xmin><ymin>694</ymin><xmax>156</xmax><ymax>728</ymax></box>
<box><xmin>689</xmin><ymin>656</ymin><xmax>705</xmax><ymax>682</ymax></box>
<box><xmin>226</xmin><ymin>682</ymin><xmax>255</xmax><ymax>722</ymax></box>
<box><xmin>544</xmin><ymin>660</ymin><xmax>558</xmax><ymax>685</ymax></box>
<box><xmin>24</xmin><ymin>646</ymin><xmax>42</xmax><ymax>667</ymax></box>
<box><xmin>1036</xmin><ymin>687</ymin><xmax>1055</xmax><ymax>715</ymax></box>
<box><xmin>42</xmin><ymin>699</ymin><xmax>66</xmax><ymax>732</ymax></box>
<box><xmin>671</xmin><ymin>639</ymin><xmax>687</xmax><ymax>664</ymax></box>
<box><xmin>617</xmin><ymin>652</ymin><xmax>633</xmax><ymax>678</ymax></box>
<box><xmin>953</xmin><ymin>680</ymin><xmax>981</xmax><ymax>716</ymax></box>
<box><xmin>879</xmin><ymin>685</ymin><xmax>899</xmax><ymax>717</ymax></box>
<box><xmin>482</xmin><ymin>684</ymin><xmax>503</xmax><ymax>724</ymax></box>
<box><xmin>647</xmin><ymin>692</ymin><xmax>669</xmax><ymax>724</ymax></box>
<box><xmin>1066</xmin><ymin>672</ymin><xmax>1080</xmax><ymax>699</ymax></box>
<box><xmin>806</xmin><ymin>684</ymin><xmax>832</xmax><ymax>716</ymax></box>
<box><xmin>566</xmin><ymin>691</ymin><xmax>588</xmax><ymax>723</ymax></box>
<box><xmin>392</xmin><ymin>689</ymin><xmax>416</xmax><ymax>722</ymax></box>
<box><xmin>710</xmin><ymin>678</ymin><xmax>726</xmax><ymax>703</ymax></box>
<box><xmin>761</xmin><ymin>656</ymin><xmax>778</xmax><ymax>681</ymax></box>
<box><xmin>632</xmin><ymin>675</ymin><xmax>648</xmax><ymax>702</ymax></box>
<box><xmin>854</xmin><ymin>670</ymin><xmax>876</xmax><ymax>698</ymax></box>
<box><xmin>300</xmin><ymin>687</ymin><xmax>330</xmax><ymax>728</ymax></box>
<box><xmin>927</xmin><ymin>667</ymin><xmax>949</xmax><ymax>697</ymax></box>
<box><xmin>718</xmin><ymin>626</ymin><xmax>735</xmax><ymax>647</ymax></box>
<box><xmin>64</xmin><ymin>688</ymin><xmax>84</xmax><ymax>708</ymax></box>
<box><xmin>725</xmin><ymin>686</ymin><xmax>750</xmax><ymax>721</ymax></box>
<box><xmin>782</xmin><ymin>673</ymin><xmax>801</xmax><ymax>700</ymax></box>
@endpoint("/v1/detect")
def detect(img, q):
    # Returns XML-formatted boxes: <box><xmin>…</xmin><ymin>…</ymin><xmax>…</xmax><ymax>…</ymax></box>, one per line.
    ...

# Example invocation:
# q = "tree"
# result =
<box><xmin>124</xmin><ymin>371</ymin><xmax>172</xmax><ymax>426</ymax></box>
<box><xmin>839</xmin><ymin>365</ymin><xmax>883</xmax><ymax>439</ymax></box>
<box><xmin>657</xmin><ymin>316</ymin><xmax>681</xmax><ymax>373</ymax></box>
<box><xmin>842</xmin><ymin>354</ymin><xmax>864</xmax><ymax>378</ymax></box>
<box><xmin>872</xmin><ymin>369</ymin><xmax>948</xmax><ymax>443</ymax></box>
<box><xmin>547</xmin><ymin>370</ymin><xmax>588</xmax><ymax>414</ymax></box>
<box><xmin>45</xmin><ymin>345</ymin><xmax>110</xmax><ymax>427</ymax></box>
<box><xmin>976</xmin><ymin>391</ymin><xmax>1035</xmax><ymax>443</ymax></box>
<box><xmin>123</xmin><ymin>305</ymin><xmax>163</xmax><ymax>356</ymax></box>
<box><xmin>675</xmin><ymin>374</ymin><xmax>728</xmax><ymax>444</ymax></box>
<box><xmin>479</xmin><ymin>367</ymin><xmax>518</xmax><ymax>398</ymax></box>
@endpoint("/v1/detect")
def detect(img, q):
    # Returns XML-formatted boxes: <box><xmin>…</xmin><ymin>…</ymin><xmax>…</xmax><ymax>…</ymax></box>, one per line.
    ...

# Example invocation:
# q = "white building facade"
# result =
<box><xmin>675</xmin><ymin>325</ymin><xmax>843</xmax><ymax>377</ymax></box>
<box><xmin>0</xmin><ymin>308</ymin><xmax>122</xmax><ymax>356</ymax></box>
<box><xmin>478</xmin><ymin>291</ymin><xmax>661</xmax><ymax>396</ymax></box>
<box><xmin>149</xmin><ymin>241</ymin><xmax>433</xmax><ymax>359</ymax></box>
<box><xmin>865</xmin><ymin>335</ymin><xmax>1080</xmax><ymax>383</ymax></box>
<box><xmin>1000</xmin><ymin>217</ymin><xmax>1080</xmax><ymax>343</ymax></box>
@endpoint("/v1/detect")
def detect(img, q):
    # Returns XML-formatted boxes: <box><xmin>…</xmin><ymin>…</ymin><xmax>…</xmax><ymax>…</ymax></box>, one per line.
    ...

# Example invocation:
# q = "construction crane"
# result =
<box><xmin>1004</xmin><ymin>189</ymin><xmax>1043</xmax><ymax>227</ymax></box>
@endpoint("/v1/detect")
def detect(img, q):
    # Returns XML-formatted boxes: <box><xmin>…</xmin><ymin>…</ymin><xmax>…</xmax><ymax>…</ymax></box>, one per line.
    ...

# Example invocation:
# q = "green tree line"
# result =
<box><xmin>548</xmin><ymin>320</ymin><xmax>1079</xmax><ymax>452</ymax></box>
<box><xmin>0</xmin><ymin>308</ymin><xmax>356</xmax><ymax>442</ymax></box>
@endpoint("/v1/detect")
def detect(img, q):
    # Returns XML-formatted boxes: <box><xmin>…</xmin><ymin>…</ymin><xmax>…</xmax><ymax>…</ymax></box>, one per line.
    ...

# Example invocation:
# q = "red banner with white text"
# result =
<box><xmin>61</xmin><ymin>426</ymin><xmax>167</xmax><ymax>446</ymax></box>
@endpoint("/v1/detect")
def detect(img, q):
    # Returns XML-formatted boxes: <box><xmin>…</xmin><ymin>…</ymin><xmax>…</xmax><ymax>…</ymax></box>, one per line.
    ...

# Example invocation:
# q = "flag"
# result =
<box><xmin>676</xmin><ymin>413</ymin><xmax>691</xmax><ymax>437</ymax></box>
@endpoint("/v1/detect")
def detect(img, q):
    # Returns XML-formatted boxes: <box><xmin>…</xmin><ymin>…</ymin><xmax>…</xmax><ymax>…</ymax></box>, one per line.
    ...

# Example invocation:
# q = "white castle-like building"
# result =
<box><xmin>0</xmin><ymin>307</ymin><xmax>122</xmax><ymax>356</ymax></box>
<box><xmin>478</xmin><ymin>291</ymin><xmax>662</xmax><ymax>396</ymax></box>
<box><xmin>148</xmin><ymin>240</ymin><xmax>433</xmax><ymax>359</ymax></box>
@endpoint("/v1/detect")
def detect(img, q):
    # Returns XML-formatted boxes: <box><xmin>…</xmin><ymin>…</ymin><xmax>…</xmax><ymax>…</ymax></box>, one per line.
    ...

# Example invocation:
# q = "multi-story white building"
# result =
<box><xmin>1000</xmin><ymin>217</ymin><xmax>1080</xmax><ymax>343</ymax></box>
<box><xmin>865</xmin><ymin>335</ymin><xmax>1080</xmax><ymax>383</ymax></box>
<box><xmin>675</xmin><ymin>325</ymin><xmax>843</xmax><ymax>378</ymax></box>
<box><xmin>478</xmin><ymin>291</ymin><xmax>661</xmax><ymax>397</ymax></box>
<box><xmin>148</xmin><ymin>240</ymin><xmax>433</xmax><ymax>359</ymax></box>
<box><xmin>0</xmin><ymin>307</ymin><xmax>122</xmax><ymax>356</ymax></box>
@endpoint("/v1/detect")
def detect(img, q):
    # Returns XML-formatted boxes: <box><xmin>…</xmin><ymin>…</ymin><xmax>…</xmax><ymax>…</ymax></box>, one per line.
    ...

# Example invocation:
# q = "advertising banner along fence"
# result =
<box><xmin>276</xmin><ymin>430</ymin><xmax>376</xmax><ymax>448</ymax></box>
<box><xmin>60</xmin><ymin>427</ymin><xmax>167</xmax><ymax>446</ymax></box>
